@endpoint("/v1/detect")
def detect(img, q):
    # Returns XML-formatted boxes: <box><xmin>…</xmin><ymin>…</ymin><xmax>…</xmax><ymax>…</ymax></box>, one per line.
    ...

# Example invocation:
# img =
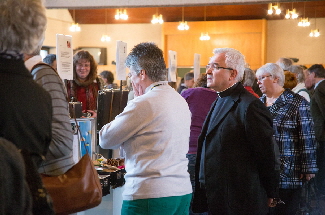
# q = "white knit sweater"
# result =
<box><xmin>100</xmin><ymin>81</ymin><xmax>192</xmax><ymax>200</ymax></box>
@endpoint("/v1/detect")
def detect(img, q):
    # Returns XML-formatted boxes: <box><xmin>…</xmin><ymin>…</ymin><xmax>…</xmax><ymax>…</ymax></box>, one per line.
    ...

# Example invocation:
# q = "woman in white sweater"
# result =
<box><xmin>99</xmin><ymin>42</ymin><xmax>192</xmax><ymax>215</ymax></box>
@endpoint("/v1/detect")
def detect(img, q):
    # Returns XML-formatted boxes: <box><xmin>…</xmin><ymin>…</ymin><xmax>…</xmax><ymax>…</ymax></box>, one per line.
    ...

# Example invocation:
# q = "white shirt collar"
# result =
<box><xmin>315</xmin><ymin>79</ymin><xmax>325</xmax><ymax>89</ymax></box>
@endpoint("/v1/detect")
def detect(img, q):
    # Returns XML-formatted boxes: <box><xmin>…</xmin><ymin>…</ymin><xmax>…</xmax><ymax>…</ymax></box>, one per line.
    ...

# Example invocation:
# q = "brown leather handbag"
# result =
<box><xmin>41</xmin><ymin>153</ymin><xmax>102</xmax><ymax>215</ymax></box>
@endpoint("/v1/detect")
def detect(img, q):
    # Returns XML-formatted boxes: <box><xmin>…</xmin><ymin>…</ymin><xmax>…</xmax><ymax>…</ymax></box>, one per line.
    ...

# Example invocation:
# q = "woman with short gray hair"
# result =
<box><xmin>256</xmin><ymin>63</ymin><xmax>317</xmax><ymax>214</ymax></box>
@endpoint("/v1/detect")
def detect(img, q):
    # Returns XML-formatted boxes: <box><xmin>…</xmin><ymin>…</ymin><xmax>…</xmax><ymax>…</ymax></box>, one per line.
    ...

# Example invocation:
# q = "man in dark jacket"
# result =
<box><xmin>304</xmin><ymin>64</ymin><xmax>325</xmax><ymax>198</ymax></box>
<box><xmin>193</xmin><ymin>48</ymin><xmax>280</xmax><ymax>215</ymax></box>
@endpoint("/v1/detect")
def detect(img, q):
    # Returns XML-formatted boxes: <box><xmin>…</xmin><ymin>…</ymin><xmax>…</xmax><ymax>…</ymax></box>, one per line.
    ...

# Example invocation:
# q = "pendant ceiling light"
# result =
<box><xmin>285</xmin><ymin>2</ymin><xmax>298</xmax><ymax>19</ymax></box>
<box><xmin>115</xmin><ymin>9</ymin><xmax>128</xmax><ymax>20</ymax></box>
<box><xmin>298</xmin><ymin>2</ymin><xmax>310</xmax><ymax>27</ymax></box>
<box><xmin>178</xmin><ymin>7</ymin><xmax>189</xmax><ymax>30</ymax></box>
<box><xmin>200</xmin><ymin>6</ymin><xmax>210</xmax><ymax>41</ymax></box>
<box><xmin>69</xmin><ymin>10</ymin><xmax>81</xmax><ymax>32</ymax></box>
<box><xmin>151</xmin><ymin>8</ymin><xmax>164</xmax><ymax>24</ymax></box>
<box><xmin>101</xmin><ymin>9</ymin><xmax>111</xmax><ymax>42</ymax></box>
<box><xmin>310</xmin><ymin>9</ymin><xmax>320</xmax><ymax>37</ymax></box>
<box><xmin>267</xmin><ymin>3</ymin><xmax>281</xmax><ymax>15</ymax></box>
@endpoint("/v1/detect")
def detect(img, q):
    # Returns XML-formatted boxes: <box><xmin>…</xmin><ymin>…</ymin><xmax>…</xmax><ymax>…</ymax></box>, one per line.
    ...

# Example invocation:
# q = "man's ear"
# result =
<box><xmin>140</xmin><ymin>70</ymin><xmax>146</xmax><ymax>81</ymax></box>
<box><xmin>230</xmin><ymin>70</ymin><xmax>238</xmax><ymax>80</ymax></box>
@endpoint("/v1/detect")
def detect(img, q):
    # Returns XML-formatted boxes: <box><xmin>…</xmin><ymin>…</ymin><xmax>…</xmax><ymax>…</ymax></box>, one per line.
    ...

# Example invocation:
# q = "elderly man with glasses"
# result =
<box><xmin>192</xmin><ymin>48</ymin><xmax>280</xmax><ymax>215</ymax></box>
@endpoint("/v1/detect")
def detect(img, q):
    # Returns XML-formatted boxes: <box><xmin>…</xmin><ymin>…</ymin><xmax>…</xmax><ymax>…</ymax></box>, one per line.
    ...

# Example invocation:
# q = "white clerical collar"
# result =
<box><xmin>217</xmin><ymin>82</ymin><xmax>238</xmax><ymax>94</ymax></box>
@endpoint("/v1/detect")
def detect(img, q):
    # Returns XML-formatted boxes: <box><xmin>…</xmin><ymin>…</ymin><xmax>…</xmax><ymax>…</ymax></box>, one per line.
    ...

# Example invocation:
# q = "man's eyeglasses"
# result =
<box><xmin>206</xmin><ymin>63</ymin><xmax>233</xmax><ymax>71</ymax></box>
<box><xmin>257</xmin><ymin>75</ymin><xmax>272</xmax><ymax>82</ymax></box>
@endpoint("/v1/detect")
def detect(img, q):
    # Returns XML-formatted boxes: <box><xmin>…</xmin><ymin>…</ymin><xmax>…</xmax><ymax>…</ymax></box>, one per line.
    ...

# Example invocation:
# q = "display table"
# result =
<box><xmin>71</xmin><ymin>118</ymin><xmax>125</xmax><ymax>215</ymax></box>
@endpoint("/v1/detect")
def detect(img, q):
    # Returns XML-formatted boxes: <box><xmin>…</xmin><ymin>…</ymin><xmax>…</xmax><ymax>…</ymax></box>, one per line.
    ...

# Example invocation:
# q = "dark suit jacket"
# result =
<box><xmin>310</xmin><ymin>80</ymin><xmax>325</xmax><ymax>142</ymax></box>
<box><xmin>193</xmin><ymin>83</ymin><xmax>280</xmax><ymax>215</ymax></box>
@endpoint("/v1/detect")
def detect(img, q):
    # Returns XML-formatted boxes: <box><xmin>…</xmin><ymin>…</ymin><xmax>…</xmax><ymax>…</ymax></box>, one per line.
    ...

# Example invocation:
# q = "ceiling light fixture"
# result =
<box><xmin>101</xmin><ymin>9</ymin><xmax>111</xmax><ymax>42</ymax></box>
<box><xmin>310</xmin><ymin>9</ymin><xmax>320</xmax><ymax>37</ymax></box>
<box><xmin>285</xmin><ymin>2</ymin><xmax>298</xmax><ymax>19</ymax></box>
<box><xmin>151</xmin><ymin>8</ymin><xmax>164</xmax><ymax>24</ymax></box>
<box><xmin>200</xmin><ymin>33</ymin><xmax>210</xmax><ymax>41</ymax></box>
<box><xmin>200</xmin><ymin>6</ymin><xmax>210</xmax><ymax>41</ymax></box>
<box><xmin>69</xmin><ymin>10</ymin><xmax>81</xmax><ymax>32</ymax></box>
<box><xmin>267</xmin><ymin>3</ymin><xmax>281</xmax><ymax>15</ymax></box>
<box><xmin>178</xmin><ymin>7</ymin><xmax>189</xmax><ymax>30</ymax></box>
<box><xmin>298</xmin><ymin>17</ymin><xmax>310</xmax><ymax>27</ymax></box>
<box><xmin>115</xmin><ymin>9</ymin><xmax>128</xmax><ymax>20</ymax></box>
<box><xmin>298</xmin><ymin>2</ymin><xmax>310</xmax><ymax>27</ymax></box>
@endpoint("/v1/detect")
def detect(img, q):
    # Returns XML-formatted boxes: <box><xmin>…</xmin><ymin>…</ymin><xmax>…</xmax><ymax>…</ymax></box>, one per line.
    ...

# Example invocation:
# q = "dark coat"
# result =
<box><xmin>0</xmin><ymin>138</ymin><xmax>32</xmax><ymax>215</ymax></box>
<box><xmin>0</xmin><ymin>57</ymin><xmax>52</xmax><ymax>166</ymax></box>
<box><xmin>193</xmin><ymin>83</ymin><xmax>280</xmax><ymax>215</ymax></box>
<box><xmin>310</xmin><ymin>80</ymin><xmax>325</xmax><ymax>194</ymax></box>
<box><xmin>310</xmin><ymin>80</ymin><xmax>325</xmax><ymax>142</ymax></box>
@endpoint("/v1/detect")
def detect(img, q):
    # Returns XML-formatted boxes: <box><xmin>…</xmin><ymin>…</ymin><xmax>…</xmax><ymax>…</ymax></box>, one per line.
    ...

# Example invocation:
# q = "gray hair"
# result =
<box><xmin>276</xmin><ymin>58</ymin><xmax>293</xmax><ymax>71</ymax></box>
<box><xmin>242</xmin><ymin>68</ymin><xmax>256</xmax><ymax>87</ymax></box>
<box><xmin>288</xmin><ymin>65</ymin><xmax>304</xmax><ymax>83</ymax></box>
<box><xmin>213</xmin><ymin>48</ymin><xmax>246</xmax><ymax>82</ymax></box>
<box><xmin>0</xmin><ymin>0</ymin><xmax>47</xmax><ymax>54</ymax></box>
<box><xmin>256</xmin><ymin>63</ymin><xmax>285</xmax><ymax>87</ymax></box>
<box><xmin>125</xmin><ymin>42</ymin><xmax>167</xmax><ymax>82</ymax></box>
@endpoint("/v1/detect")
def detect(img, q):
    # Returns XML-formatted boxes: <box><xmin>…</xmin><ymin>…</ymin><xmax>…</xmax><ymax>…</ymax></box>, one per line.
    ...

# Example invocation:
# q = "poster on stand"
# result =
<box><xmin>70</xmin><ymin>118</ymin><xmax>97</xmax><ymax>160</ymax></box>
<box><xmin>168</xmin><ymin>50</ymin><xmax>177</xmax><ymax>82</ymax></box>
<box><xmin>56</xmin><ymin>34</ymin><xmax>73</xmax><ymax>80</ymax></box>
<box><xmin>194</xmin><ymin>53</ymin><xmax>201</xmax><ymax>82</ymax></box>
<box><xmin>116</xmin><ymin>41</ymin><xmax>127</xmax><ymax>81</ymax></box>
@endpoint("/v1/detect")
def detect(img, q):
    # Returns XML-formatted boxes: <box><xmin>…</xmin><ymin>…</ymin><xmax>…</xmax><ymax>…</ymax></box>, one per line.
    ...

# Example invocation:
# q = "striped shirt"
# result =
<box><xmin>31</xmin><ymin>63</ymin><xmax>75</xmax><ymax>175</ymax></box>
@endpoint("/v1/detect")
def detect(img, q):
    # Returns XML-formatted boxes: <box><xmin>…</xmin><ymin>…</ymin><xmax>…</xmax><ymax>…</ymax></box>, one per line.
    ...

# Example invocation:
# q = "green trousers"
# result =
<box><xmin>121</xmin><ymin>194</ymin><xmax>192</xmax><ymax>215</ymax></box>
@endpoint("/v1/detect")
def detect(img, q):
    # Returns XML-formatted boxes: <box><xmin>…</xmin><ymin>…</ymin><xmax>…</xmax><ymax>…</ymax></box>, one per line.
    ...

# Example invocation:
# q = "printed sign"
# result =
<box><xmin>168</xmin><ymin>50</ymin><xmax>177</xmax><ymax>82</ymax></box>
<box><xmin>56</xmin><ymin>34</ymin><xmax>73</xmax><ymax>80</ymax></box>
<box><xmin>116</xmin><ymin>41</ymin><xmax>127</xmax><ymax>80</ymax></box>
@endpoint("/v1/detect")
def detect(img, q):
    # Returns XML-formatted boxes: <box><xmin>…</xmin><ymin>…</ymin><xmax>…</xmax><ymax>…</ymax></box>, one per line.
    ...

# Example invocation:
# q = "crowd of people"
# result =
<box><xmin>2</xmin><ymin>0</ymin><xmax>325</xmax><ymax>215</ymax></box>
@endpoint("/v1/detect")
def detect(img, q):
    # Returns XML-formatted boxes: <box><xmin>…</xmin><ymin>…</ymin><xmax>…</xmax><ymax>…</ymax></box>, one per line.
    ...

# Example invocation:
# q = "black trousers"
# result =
<box><xmin>316</xmin><ymin>141</ymin><xmax>325</xmax><ymax>196</ymax></box>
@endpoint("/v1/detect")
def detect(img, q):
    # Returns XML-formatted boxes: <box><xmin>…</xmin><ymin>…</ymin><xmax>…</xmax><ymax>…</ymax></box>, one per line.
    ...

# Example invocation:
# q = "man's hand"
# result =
<box><xmin>300</xmin><ymin>173</ymin><xmax>315</xmax><ymax>181</ymax></box>
<box><xmin>82</xmin><ymin>110</ymin><xmax>97</xmax><ymax>118</ymax></box>
<box><xmin>268</xmin><ymin>198</ymin><xmax>276</xmax><ymax>207</ymax></box>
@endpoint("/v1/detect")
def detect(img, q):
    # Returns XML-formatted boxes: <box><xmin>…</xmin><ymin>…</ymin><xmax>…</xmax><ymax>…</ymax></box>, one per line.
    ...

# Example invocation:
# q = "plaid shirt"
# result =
<box><xmin>260</xmin><ymin>89</ymin><xmax>318</xmax><ymax>189</ymax></box>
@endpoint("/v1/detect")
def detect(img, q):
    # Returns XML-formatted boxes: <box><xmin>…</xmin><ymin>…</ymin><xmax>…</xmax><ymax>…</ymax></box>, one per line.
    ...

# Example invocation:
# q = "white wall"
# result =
<box><xmin>43</xmin><ymin>9</ymin><xmax>162</xmax><ymax>75</ymax></box>
<box><xmin>267</xmin><ymin>18</ymin><xmax>325</xmax><ymax>65</ymax></box>
<box><xmin>44</xmin><ymin>9</ymin><xmax>81</xmax><ymax>50</ymax></box>
<box><xmin>43</xmin><ymin>9</ymin><xmax>325</xmax><ymax>67</ymax></box>
<box><xmin>77</xmin><ymin>23</ymin><xmax>162</xmax><ymax>66</ymax></box>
